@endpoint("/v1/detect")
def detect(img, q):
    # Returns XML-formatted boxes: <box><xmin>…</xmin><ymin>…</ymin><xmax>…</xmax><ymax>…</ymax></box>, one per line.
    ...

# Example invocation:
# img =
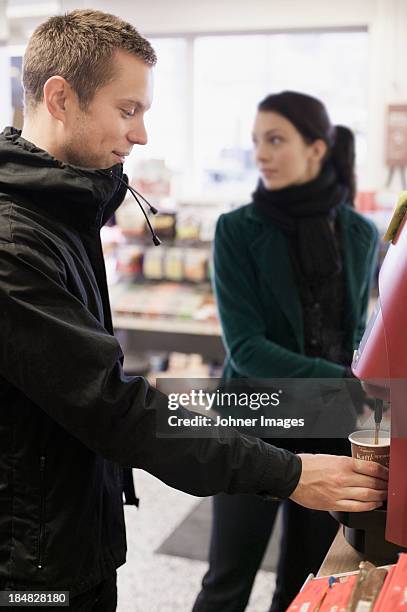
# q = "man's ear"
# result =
<box><xmin>43</xmin><ymin>76</ymin><xmax>72</xmax><ymax>123</ymax></box>
<box><xmin>311</xmin><ymin>138</ymin><xmax>328</xmax><ymax>163</ymax></box>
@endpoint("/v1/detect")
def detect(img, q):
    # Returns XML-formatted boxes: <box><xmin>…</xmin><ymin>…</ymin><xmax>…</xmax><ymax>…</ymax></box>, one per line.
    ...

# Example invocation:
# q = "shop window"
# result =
<box><xmin>126</xmin><ymin>37</ymin><xmax>189</xmax><ymax>179</ymax></box>
<box><xmin>193</xmin><ymin>31</ymin><xmax>369</xmax><ymax>197</ymax></box>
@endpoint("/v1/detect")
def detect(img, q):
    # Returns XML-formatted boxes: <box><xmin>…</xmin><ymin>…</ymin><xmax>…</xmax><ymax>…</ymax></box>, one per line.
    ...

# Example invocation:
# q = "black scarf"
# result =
<box><xmin>252</xmin><ymin>164</ymin><xmax>349</xmax><ymax>280</ymax></box>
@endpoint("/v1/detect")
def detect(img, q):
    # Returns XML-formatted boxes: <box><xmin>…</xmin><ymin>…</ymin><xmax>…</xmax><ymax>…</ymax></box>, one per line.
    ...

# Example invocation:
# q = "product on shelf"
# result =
<box><xmin>163</xmin><ymin>248</ymin><xmax>184</xmax><ymax>281</ymax></box>
<box><xmin>116</xmin><ymin>245</ymin><xmax>144</xmax><ymax>279</ymax></box>
<box><xmin>184</xmin><ymin>248</ymin><xmax>209</xmax><ymax>282</ymax></box>
<box><xmin>143</xmin><ymin>247</ymin><xmax>166</xmax><ymax>280</ymax></box>
<box><xmin>194</xmin><ymin>294</ymin><xmax>218</xmax><ymax>321</ymax></box>
<box><xmin>176</xmin><ymin>210</ymin><xmax>201</xmax><ymax>241</ymax></box>
<box><xmin>373</xmin><ymin>554</ymin><xmax>407</xmax><ymax>611</ymax></box>
<box><xmin>287</xmin><ymin>576</ymin><xmax>330</xmax><ymax>611</ymax></box>
<box><xmin>198</xmin><ymin>213</ymin><xmax>218</xmax><ymax>243</ymax></box>
<box><xmin>150</xmin><ymin>213</ymin><xmax>176</xmax><ymax>240</ymax></box>
<box><xmin>115</xmin><ymin>195</ymin><xmax>147</xmax><ymax>237</ymax></box>
<box><xmin>112</xmin><ymin>283</ymin><xmax>217</xmax><ymax>323</ymax></box>
<box><xmin>148</xmin><ymin>352</ymin><xmax>211</xmax><ymax>384</ymax></box>
<box><xmin>318</xmin><ymin>575</ymin><xmax>358</xmax><ymax>611</ymax></box>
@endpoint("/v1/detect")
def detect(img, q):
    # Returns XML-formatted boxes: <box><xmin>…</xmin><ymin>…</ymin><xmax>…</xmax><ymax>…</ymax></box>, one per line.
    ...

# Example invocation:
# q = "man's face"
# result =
<box><xmin>62</xmin><ymin>50</ymin><xmax>153</xmax><ymax>169</ymax></box>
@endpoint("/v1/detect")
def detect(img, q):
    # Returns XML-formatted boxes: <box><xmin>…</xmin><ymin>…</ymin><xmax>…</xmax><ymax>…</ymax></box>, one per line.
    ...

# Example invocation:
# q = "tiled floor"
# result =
<box><xmin>117</xmin><ymin>469</ymin><xmax>275</xmax><ymax>612</ymax></box>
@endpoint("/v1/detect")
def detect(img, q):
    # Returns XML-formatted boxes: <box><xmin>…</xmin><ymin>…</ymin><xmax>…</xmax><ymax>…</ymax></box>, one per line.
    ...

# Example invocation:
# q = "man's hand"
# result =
<box><xmin>289</xmin><ymin>454</ymin><xmax>388</xmax><ymax>512</ymax></box>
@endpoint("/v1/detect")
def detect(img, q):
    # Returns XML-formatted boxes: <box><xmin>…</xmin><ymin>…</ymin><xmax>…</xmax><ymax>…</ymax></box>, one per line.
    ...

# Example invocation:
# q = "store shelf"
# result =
<box><xmin>113</xmin><ymin>315</ymin><xmax>224</xmax><ymax>362</ymax></box>
<box><xmin>113</xmin><ymin>314</ymin><xmax>221</xmax><ymax>336</ymax></box>
<box><xmin>109</xmin><ymin>274</ymin><xmax>224</xmax><ymax>361</ymax></box>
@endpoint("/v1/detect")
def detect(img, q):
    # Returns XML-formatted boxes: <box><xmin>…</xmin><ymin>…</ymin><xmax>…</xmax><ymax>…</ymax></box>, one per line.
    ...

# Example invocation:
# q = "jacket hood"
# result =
<box><xmin>0</xmin><ymin>127</ymin><xmax>128</xmax><ymax>230</ymax></box>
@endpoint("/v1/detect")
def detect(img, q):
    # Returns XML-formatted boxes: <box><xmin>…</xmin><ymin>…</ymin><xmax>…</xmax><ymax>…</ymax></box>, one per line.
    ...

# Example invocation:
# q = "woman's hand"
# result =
<box><xmin>289</xmin><ymin>454</ymin><xmax>388</xmax><ymax>511</ymax></box>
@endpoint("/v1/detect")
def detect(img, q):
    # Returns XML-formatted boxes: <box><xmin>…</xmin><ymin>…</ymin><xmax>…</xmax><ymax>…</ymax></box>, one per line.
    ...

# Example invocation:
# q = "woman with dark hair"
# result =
<box><xmin>193</xmin><ymin>91</ymin><xmax>379</xmax><ymax>612</ymax></box>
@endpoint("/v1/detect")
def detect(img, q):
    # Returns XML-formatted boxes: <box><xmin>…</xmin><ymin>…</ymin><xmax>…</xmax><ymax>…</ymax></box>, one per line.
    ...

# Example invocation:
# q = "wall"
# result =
<box><xmin>0</xmin><ymin>0</ymin><xmax>12</xmax><ymax>128</ymax></box>
<box><xmin>87</xmin><ymin>0</ymin><xmax>373</xmax><ymax>34</ymax></box>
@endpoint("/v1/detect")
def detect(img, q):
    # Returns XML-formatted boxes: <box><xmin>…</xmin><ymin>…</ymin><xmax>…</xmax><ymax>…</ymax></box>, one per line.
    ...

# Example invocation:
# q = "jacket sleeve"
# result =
<box><xmin>355</xmin><ymin>223</ymin><xmax>380</xmax><ymax>346</ymax></box>
<box><xmin>0</xmin><ymin>242</ymin><xmax>301</xmax><ymax>499</ymax></box>
<box><xmin>213</xmin><ymin>214</ymin><xmax>345</xmax><ymax>378</ymax></box>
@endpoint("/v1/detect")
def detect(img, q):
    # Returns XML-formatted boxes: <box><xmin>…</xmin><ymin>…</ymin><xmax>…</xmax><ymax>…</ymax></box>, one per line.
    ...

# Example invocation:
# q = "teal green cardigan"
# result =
<box><xmin>213</xmin><ymin>203</ymin><xmax>379</xmax><ymax>381</ymax></box>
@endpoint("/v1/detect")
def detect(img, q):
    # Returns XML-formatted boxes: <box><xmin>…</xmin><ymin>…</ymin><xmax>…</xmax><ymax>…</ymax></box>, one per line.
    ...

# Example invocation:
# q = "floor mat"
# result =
<box><xmin>156</xmin><ymin>497</ymin><xmax>282</xmax><ymax>572</ymax></box>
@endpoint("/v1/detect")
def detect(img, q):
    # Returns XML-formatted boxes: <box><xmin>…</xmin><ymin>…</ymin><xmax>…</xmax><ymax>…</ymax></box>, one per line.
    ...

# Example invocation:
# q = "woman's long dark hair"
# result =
<box><xmin>258</xmin><ymin>91</ymin><xmax>356</xmax><ymax>203</ymax></box>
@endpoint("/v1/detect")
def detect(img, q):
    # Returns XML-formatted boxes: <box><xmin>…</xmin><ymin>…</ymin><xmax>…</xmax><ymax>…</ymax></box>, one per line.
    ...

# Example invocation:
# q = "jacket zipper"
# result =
<box><xmin>91</xmin><ymin>221</ymin><xmax>114</xmax><ymax>334</ymax></box>
<box><xmin>37</xmin><ymin>455</ymin><xmax>46</xmax><ymax>569</ymax></box>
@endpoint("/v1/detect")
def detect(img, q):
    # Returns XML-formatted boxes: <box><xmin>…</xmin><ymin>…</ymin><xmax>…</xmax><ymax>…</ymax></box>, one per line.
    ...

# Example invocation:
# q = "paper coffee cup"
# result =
<box><xmin>348</xmin><ymin>430</ymin><xmax>390</xmax><ymax>468</ymax></box>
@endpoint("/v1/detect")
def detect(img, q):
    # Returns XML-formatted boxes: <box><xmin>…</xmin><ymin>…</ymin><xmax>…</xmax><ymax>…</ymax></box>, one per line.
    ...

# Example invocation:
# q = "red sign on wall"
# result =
<box><xmin>386</xmin><ymin>105</ymin><xmax>407</xmax><ymax>166</ymax></box>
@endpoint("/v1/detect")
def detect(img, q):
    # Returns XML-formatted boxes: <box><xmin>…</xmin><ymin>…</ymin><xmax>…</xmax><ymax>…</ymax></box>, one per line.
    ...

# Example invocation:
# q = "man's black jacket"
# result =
<box><xmin>0</xmin><ymin>127</ymin><xmax>301</xmax><ymax>595</ymax></box>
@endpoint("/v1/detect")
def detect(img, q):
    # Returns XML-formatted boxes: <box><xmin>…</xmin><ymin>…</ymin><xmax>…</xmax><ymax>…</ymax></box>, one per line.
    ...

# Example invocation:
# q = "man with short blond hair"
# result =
<box><xmin>0</xmin><ymin>10</ymin><xmax>387</xmax><ymax>609</ymax></box>
<box><xmin>23</xmin><ymin>9</ymin><xmax>157</xmax><ymax>112</ymax></box>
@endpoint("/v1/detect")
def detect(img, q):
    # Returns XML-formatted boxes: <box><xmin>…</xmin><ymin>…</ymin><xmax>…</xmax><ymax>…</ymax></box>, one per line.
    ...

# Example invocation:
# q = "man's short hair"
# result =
<box><xmin>23</xmin><ymin>9</ymin><xmax>157</xmax><ymax>113</ymax></box>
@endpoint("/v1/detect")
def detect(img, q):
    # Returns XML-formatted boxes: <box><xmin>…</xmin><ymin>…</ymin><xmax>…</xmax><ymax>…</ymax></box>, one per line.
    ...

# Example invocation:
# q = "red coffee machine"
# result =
<box><xmin>333</xmin><ymin>192</ymin><xmax>407</xmax><ymax>562</ymax></box>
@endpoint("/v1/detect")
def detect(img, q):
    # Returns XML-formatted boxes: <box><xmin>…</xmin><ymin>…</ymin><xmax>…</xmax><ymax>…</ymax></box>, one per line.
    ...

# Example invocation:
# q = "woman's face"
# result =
<box><xmin>252</xmin><ymin>111</ymin><xmax>327</xmax><ymax>190</ymax></box>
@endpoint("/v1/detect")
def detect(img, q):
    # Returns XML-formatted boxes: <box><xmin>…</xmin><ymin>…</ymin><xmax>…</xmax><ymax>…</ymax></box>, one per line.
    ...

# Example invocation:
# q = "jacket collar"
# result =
<box><xmin>0</xmin><ymin>127</ymin><xmax>128</xmax><ymax>231</ymax></box>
